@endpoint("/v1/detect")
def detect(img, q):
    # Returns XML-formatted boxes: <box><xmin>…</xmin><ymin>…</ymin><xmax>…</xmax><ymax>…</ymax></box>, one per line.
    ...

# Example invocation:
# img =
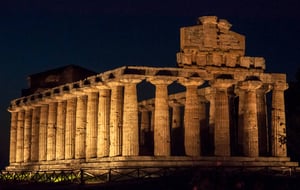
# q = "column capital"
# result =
<box><xmin>21</xmin><ymin>104</ymin><xmax>35</xmax><ymax>110</ymax></box>
<box><xmin>256</xmin><ymin>83</ymin><xmax>272</xmax><ymax>93</ymax></box>
<box><xmin>8</xmin><ymin>106</ymin><xmax>24</xmax><ymax>112</ymax></box>
<box><xmin>139</xmin><ymin>105</ymin><xmax>151</xmax><ymax>112</ymax></box>
<box><xmin>38</xmin><ymin>97</ymin><xmax>61</xmax><ymax>105</ymax></box>
<box><xmin>210</xmin><ymin>78</ymin><xmax>235</xmax><ymax>89</ymax></box>
<box><xmin>70</xmin><ymin>89</ymin><xmax>86</xmax><ymax>96</ymax></box>
<box><xmin>204</xmin><ymin>87</ymin><xmax>217</xmax><ymax>100</ymax></box>
<box><xmin>272</xmin><ymin>82</ymin><xmax>288</xmax><ymax>91</ymax></box>
<box><xmin>82</xmin><ymin>87</ymin><xmax>100</xmax><ymax>93</ymax></box>
<box><xmin>106</xmin><ymin>81</ymin><xmax>124</xmax><ymax>87</ymax></box>
<box><xmin>94</xmin><ymin>85</ymin><xmax>110</xmax><ymax>90</ymax></box>
<box><xmin>178</xmin><ymin>77</ymin><xmax>205</xmax><ymax>86</ymax></box>
<box><xmin>139</xmin><ymin>99</ymin><xmax>155</xmax><ymax>110</ymax></box>
<box><xmin>147</xmin><ymin>76</ymin><xmax>174</xmax><ymax>85</ymax></box>
<box><xmin>169</xmin><ymin>99</ymin><xmax>183</xmax><ymax>108</ymax></box>
<box><xmin>139</xmin><ymin>102</ymin><xmax>155</xmax><ymax>112</ymax></box>
<box><xmin>55</xmin><ymin>93</ymin><xmax>76</xmax><ymax>100</ymax></box>
<box><xmin>120</xmin><ymin>78</ymin><xmax>143</xmax><ymax>84</ymax></box>
<box><xmin>238</xmin><ymin>80</ymin><xmax>263</xmax><ymax>91</ymax></box>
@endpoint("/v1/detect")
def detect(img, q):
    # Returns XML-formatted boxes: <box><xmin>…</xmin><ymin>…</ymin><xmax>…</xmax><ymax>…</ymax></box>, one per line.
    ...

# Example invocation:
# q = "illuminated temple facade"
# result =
<box><xmin>6</xmin><ymin>16</ymin><xmax>298</xmax><ymax>173</ymax></box>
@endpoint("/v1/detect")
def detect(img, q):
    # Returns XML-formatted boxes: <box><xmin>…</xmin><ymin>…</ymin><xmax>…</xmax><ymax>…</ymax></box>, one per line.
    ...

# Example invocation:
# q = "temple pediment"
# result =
<box><xmin>177</xmin><ymin>16</ymin><xmax>265</xmax><ymax>70</ymax></box>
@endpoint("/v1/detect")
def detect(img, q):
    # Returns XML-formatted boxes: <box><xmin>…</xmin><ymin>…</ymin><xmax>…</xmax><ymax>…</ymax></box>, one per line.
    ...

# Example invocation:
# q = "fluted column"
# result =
<box><xmin>271</xmin><ymin>82</ymin><xmax>288</xmax><ymax>157</ymax></box>
<box><xmin>205</xmin><ymin>88</ymin><xmax>216</xmax><ymax>155</ymax></box>
<box><xmin>121</xmin><ymin>78</ymin><xmax>141</xmax><ymax>156</ymax></box>
<box><xmin>236</xmin><ymin>89</ymin><xmax>245</xmax><ymax>155</ymax></box>
<box><xmin>31</xmin><ymin>106</ymin><xmax>40</xmax><ymax>161</ymax></box>
<box><xmin>180</xmin><ymin>78</ymin><xmax>204</xmax><ymax>156</ymax></box>
<box><xmin>16</xmin><ymin>109</ymin><xmax>25</xmax><ymax>162</ymax></box>
<box><xmin>210</xmin><ymin>79</ymin><xmax>235</xmax><ymax>156</ymax></box>
<box><xmin>170</xmin><ymin>101</ymin><xmax>183</xmax><ymax>156</ymax></box>
<box><xmin>150</xmin><ymin>105</ymin><xmax>155</xmax><ymax>132</ymax></box>
<box><xmin>109</xmin><ymin>83</ymin><xmax>123</xmax><ymax>156</ymax></box>
<box><xmin>75</xmin><ymin>95</ymin><xmax>87</xmax><ymax>159</ymax></box>
<box><xmin>9</xmin><ymin>111</ymin><xmax>18</xmax><ymax>163</ymax></box>
<box><xmin>97</xmin><ymin>87</ymin><xmax>111</xmax><ymax>157</ymax></box>
<box><xmin>199</xmin><ymin>96</ymin><xmax>208</xmax><ymax>155</ymax></box>
<box><xmin>149</xmin><ymin>104</ymin><xmax>155</xmax><ymax>154</ymax></box>
<box><xmin>257</xmin><ymin>85</ymin><xmax>271</xmax><ymax>156</ymax></box>
<box><xmin>47</xmin><ymin>102</ymin><xmax>58</xmax><ymax>161</ymax></box>
<box><xmin>39</xmin><ymin>104</ymin><xmax>48</xmax><ymax>161</ymax></box>
<box><xmin>148</xmin><ymin>78</ymin><xmax>173</xmax><ymax>156</ymax></box>
<box><xmin>24</xmin><ymin>108</ymin><xmax>33</xmax><ymax>162</ymax></box>
<box><xmin>170</xmin><ymin>102</ymin><xmax>181</xmax><ymax>130</ymax></box>
<box><xmin>239</xmin><ymin>80</ymin><xmax>262</xmax><ymax>157</ymax></box>
<box><xmin>140</xmin><ymin>107</ymin><xmax>150</xmax><ymax>147</ymax></box>
<box><xmin>65</xmin><ymin>97</ymin><xmax>77</xmax><ymax>159</ymax></box>
<box><xmin>85</xmin><ymin>91</ymin><xmax>99</xmax><ymax>158</ymax></box>
<box><xmin>56</xmin><ymin>100</ymin><xmax>66</xmax><ymax>160</ymax></box>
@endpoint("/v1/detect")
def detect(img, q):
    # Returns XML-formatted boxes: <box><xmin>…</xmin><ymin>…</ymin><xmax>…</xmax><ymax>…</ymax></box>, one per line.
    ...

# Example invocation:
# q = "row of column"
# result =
<box><xmin>9</xmin><ymin>79</ymin><xmax>142</xmax><ymax>163</ymax></box>
<box><xmin>9</xmin><ymin>78</ymin><xmax>288</xmax><ymax>164</ymax></box>
<box><xmin>139</xmin><ymin>79</ymin><xmax>288</xmax><ymax>157</ymax></box>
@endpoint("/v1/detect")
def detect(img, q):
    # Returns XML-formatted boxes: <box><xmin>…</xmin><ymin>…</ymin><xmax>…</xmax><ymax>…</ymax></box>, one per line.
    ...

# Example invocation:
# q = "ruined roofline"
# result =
<box><xmin>177</xmin><ymin>16</ymin><xmax>266</xmax><ymax>70</ymax></box>
<box><xmin>27</xmin><ymin>64</ymin><xmax>97</xmax><ymax>78</ymax></box>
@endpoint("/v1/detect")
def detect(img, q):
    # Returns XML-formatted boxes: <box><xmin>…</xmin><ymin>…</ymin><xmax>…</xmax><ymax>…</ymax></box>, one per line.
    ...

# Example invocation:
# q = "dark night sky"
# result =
<box><xmin>0</xmin><ymin>0</ymin><xmax>299</xmax><ymax>169</ymax></box>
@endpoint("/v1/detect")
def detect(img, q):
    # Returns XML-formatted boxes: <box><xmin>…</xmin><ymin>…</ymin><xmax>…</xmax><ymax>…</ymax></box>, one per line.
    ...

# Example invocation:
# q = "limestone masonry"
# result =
<box><xmin>5</xmin><ymin>16</ymin><xmax>297</xmax><ymax>174</ymax></box>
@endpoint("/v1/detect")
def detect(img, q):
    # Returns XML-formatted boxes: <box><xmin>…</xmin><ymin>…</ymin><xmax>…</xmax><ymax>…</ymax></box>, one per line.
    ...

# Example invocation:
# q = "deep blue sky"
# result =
<box><xmin>0</xmin><ymin>0</ymin><xmax>299</xmax><ymax>169</ymax></box>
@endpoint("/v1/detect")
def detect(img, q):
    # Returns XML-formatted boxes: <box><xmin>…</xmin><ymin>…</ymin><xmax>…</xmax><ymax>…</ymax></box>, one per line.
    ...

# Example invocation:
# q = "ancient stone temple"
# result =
<box><xmin>5</xmin><ymin>16</ymin><xmax>298</xmax><ymax>176</ymax></box>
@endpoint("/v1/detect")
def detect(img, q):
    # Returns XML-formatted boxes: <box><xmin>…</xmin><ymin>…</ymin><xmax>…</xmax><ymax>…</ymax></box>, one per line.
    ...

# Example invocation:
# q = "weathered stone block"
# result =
<box><xmin>254</xmin><ymin>57</ymin><xmax>266</xmax><ymax>70</ymax></box>
<box><xmin>176</xmin><ymin>52</ymin><xmax>191</xmax><ymax>66</ymax></box>
<box><xmin>177</xmin><ymin>16</ymin><xmax>246</xmax><ymax>68</ymax></box>
<box><xmin>225</xmin><ymin>53</ymin><xmax>238</xmax><ymax>67</ymax></box>
<box><xmin>196</xmin><ymin>52</ymin><xmax>207</xmax><ymax>66</ymax></box>
<box><xmin>209</xmin><ymin>52</ymin><xmax>224</xmax><ymax>66</ymax></box>
<box><xmin>240</xmin><ymin>56</ymin><xmax>253</xmax><ymax>68</ymax></box>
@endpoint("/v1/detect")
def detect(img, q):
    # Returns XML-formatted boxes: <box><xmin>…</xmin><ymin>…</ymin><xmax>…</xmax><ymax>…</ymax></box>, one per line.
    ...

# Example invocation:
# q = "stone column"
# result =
<box><xmin>170</xmin><ymin>101</ymin><xmax>183</xmax><ymax>156</ymax></box>
<box><xmin>85</xmin><ymin>91</ymin><xmax>99</xmax><ymax>159</ymax></box>
<box><xmin>121</xmin><ymin>78</ymin><xmax>141</xmax><ymax>156</ymax></box>
<box><xmin>109</xmin><ymin>83</ymin><xmax>123</xmax><ymax>156</ymax></box>
<box><xmin>16</xmin><ymin>109</ymin><xmax>25</xmax><ymax>163</ymax></box>
<box><xmin>56</xmin><ymin>100</ymin><xmax>66</xmax><ymax>160</ymax></box>
<box><xmin>39</xmin><ymin>104</ymin><xmax>48</xmax><ymax>161</ymax></box>
<box><xmin>205</xmin><ymin>88</ymin><xmax>216</xmax><ymax>155</ymax></box>
<box><xmin>210</xmin><ymin>79</ymin><xmax>235</xmax><ymax>156</ymax></box>
<box><xmin>199</xmin><ymin>96</ymin><xmax>209</xmax><ymax>155</ymax></box>
<box><xmin>239</xmin><ymin>80</ymin><xmax>262</xmax><ymax>157</ymax></box>
<box><xmin>140</xmin><ymin>107</ymin><xmax>150</xmax><ymax>147</ymax></box>
<box><xmin>24</xmin><ymin>108</ymin><xmax>33</xmax><ymax>162</ymax></box>
<box><xmin>47</xmin><ymin>102</ymin><xmax>58</xmax><ymax>161</ymax></box>
<box><xmin>31</xmin><ymin>106</ymin><xmax>40</xmax><ymax>162</ymax></box>
<box><xmin>257</xmin><ymin>85</ymin><xmax>271</xmax><ymax>156</ymax></box>
<box><xmin>148</xmin><ymin>78</ymin><xmax>173</xmax><ymax>156</ymax></box>
<box><xmin>97</xmin><ymin>87</ymin><xmax>111</xmax><ymax>157</ymax></box>
<box><xmin>75</xmin><ymin>95</ymin><xmax>87</xmax><ymax>159</ymax></box>
<box><xmin>180</xmin><ymin>78</ymin><xmax>204</xmax><ymax>156</ymax></box>
<box><xmin>150</xmin><ymin>105</ymin><xmax>155</xmax><ymax>132</ymax></box>
<box><xmin>271</xmin><ymin>82</ymin><xmax>288</xmax><ymax>157</ymax></box>
<box><xmin>8</xmin><ymin>111</ymin><xmax>18</xmax><ymax>163</ymax></box>
<box><xmin>171</xmin><ymin>103</ymin><xmax>181</xmax><ymax>129</ymax></box>
<box><xmin>65</xmin><ymin>97</ymin><xmax>77</xmax><ymax>159</ymax></box>
<box><xmin>236</xmin><ymin>89</ymin><xmax>245</xmax><ymax>155</ymax></box>
<box><xmin>149</xmin><ymin>104</ymin><xmax>155</xmax><ymax>154</ymax></box>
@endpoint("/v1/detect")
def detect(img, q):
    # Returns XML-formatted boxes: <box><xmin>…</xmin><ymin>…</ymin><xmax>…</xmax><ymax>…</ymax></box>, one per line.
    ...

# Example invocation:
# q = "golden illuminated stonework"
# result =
<box><xmin>5</xmin><ymin>16</ymin><xmax>297</xmax><ymax>179</ymax></box>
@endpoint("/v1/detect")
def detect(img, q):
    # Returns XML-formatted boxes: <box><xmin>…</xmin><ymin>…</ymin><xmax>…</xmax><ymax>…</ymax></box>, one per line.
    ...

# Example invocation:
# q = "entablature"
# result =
<box><xmin>8</xmin><ymin>66</ymin><xmax>286</xmax><ymax>110</ymax></box>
